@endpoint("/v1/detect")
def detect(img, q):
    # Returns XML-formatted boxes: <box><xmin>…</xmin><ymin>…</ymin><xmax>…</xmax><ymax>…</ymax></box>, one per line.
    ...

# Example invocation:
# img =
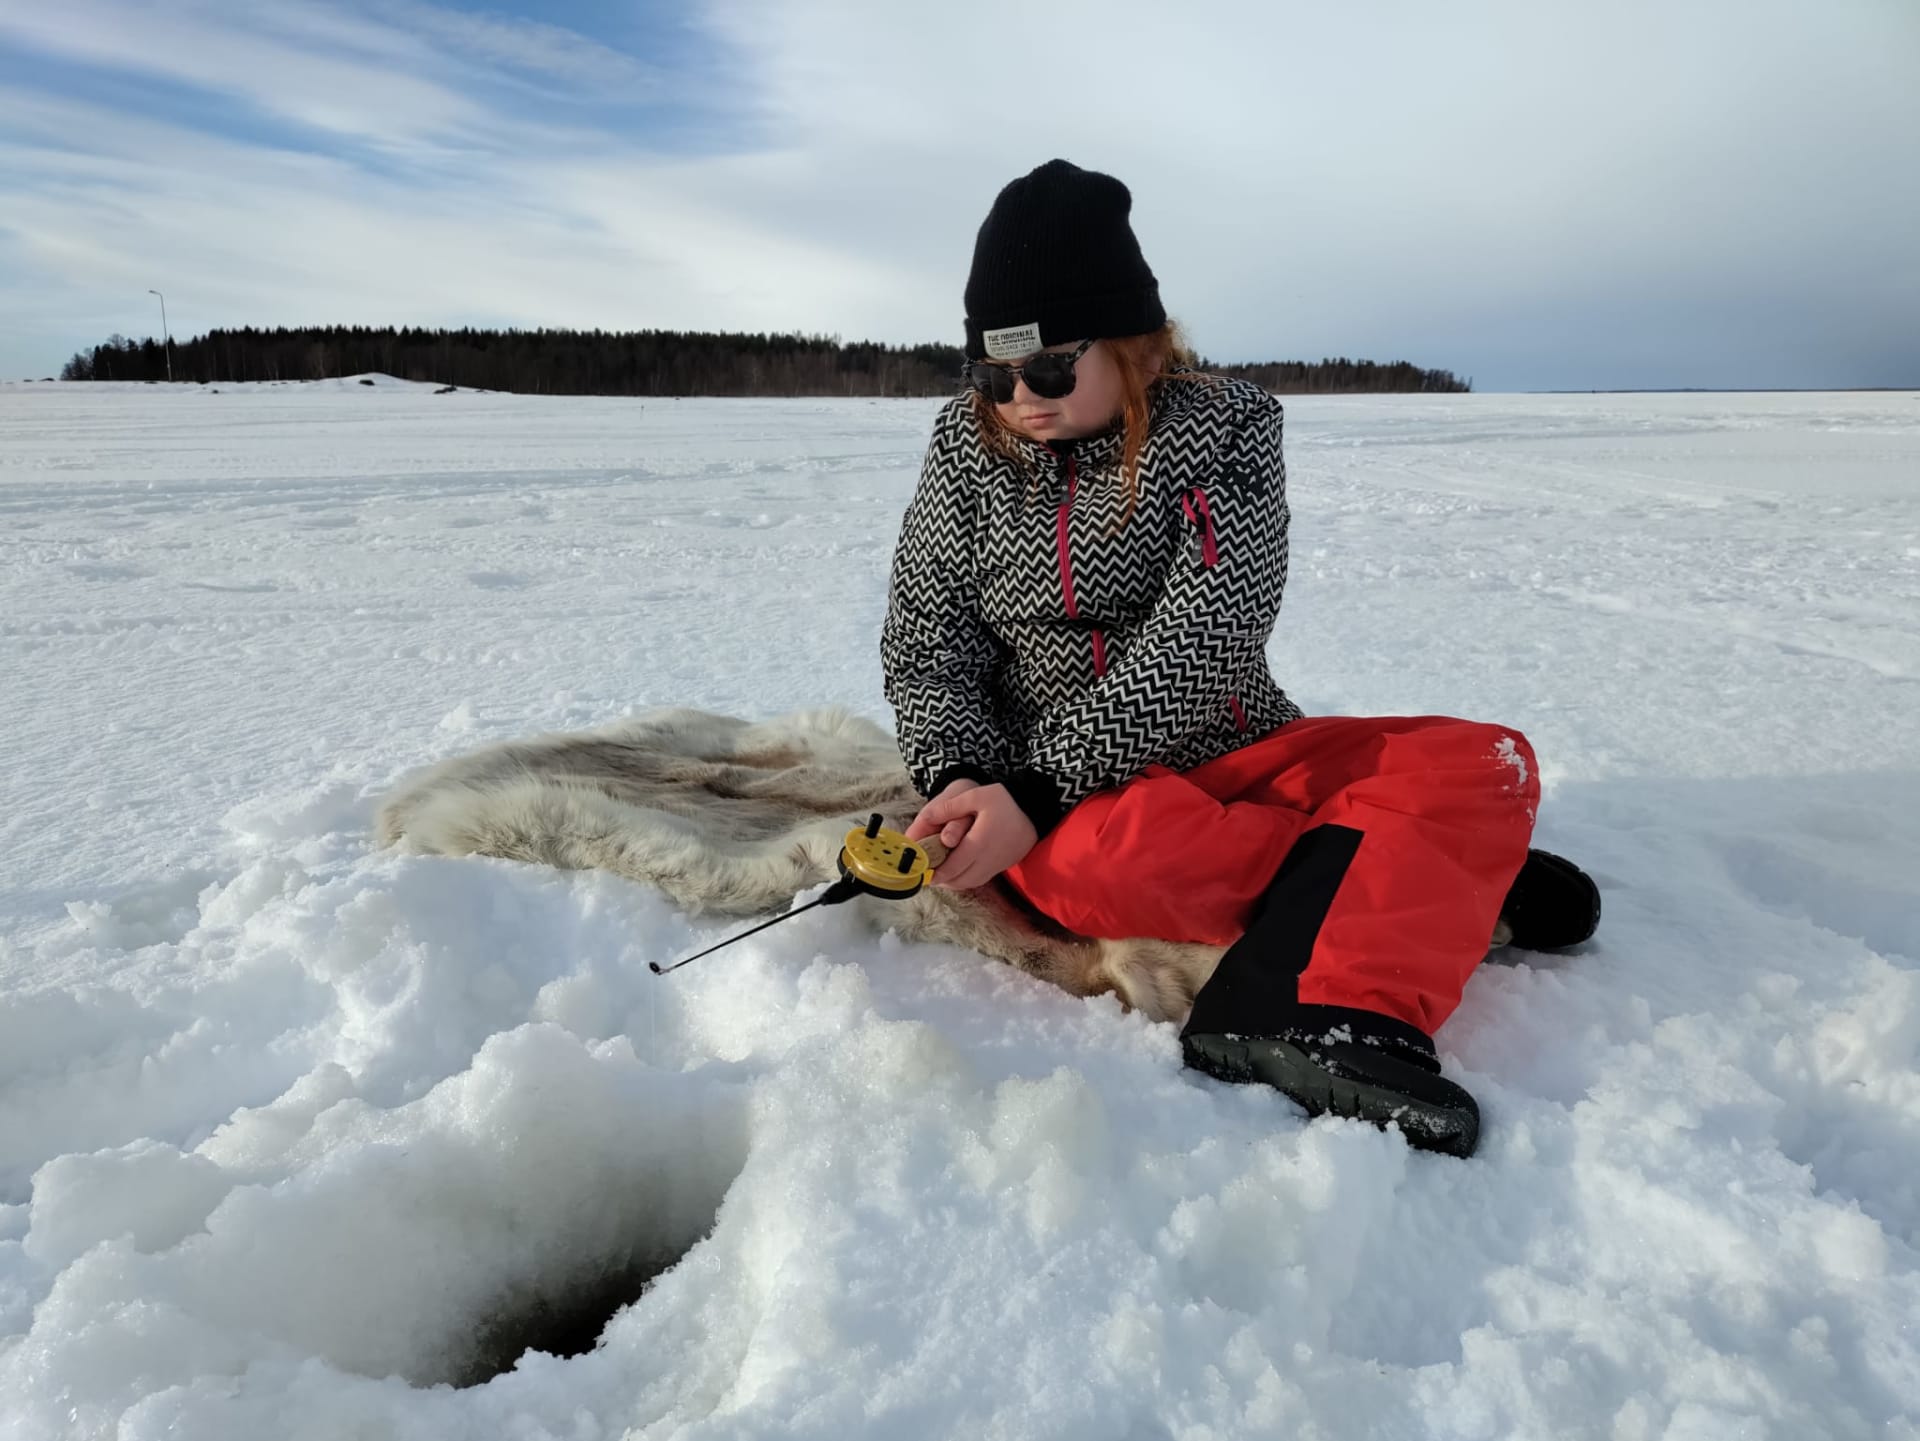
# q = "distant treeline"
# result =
<box><xmin>1216</xmin><ymin>358</ymin><xmax>1470</xmax><ymax>394</ymax></box>
<box><xmin>59</xmin><ymin>326</ymin><xmax>1470</xmax><ymax>395</ymax></box>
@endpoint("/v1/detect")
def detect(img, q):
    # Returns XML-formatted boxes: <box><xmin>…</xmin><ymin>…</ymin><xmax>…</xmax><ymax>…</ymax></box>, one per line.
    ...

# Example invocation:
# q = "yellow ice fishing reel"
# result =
<box><xmin>651</xmin><ymin>814</ymin><xmax>948</xmax><ymax>974</ymax></box>
<box><xmin>836</xmin><ymin>811</ymin><xmax>949</xmax><ymax>898</ymax></box>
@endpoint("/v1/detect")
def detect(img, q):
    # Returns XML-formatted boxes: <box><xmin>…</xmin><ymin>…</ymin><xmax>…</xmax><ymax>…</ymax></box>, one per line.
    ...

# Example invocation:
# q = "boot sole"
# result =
<box><xmin>1184</xmin><ymin>1033</ymin><xmax>1480</xmax><ymax>1158</ymax></box>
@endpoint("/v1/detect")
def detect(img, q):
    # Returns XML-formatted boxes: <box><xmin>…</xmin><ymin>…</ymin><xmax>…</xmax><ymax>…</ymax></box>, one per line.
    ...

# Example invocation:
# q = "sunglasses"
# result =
<box><xmin>963</xmin><ymin>338</ymin><xmax>1095</xmax><ymax>403</ymax></box>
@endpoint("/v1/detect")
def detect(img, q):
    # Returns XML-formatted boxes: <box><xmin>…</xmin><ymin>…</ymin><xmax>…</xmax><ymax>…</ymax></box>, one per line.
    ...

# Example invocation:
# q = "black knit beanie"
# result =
<box><xmin>963</xmin><ymin>159</ymin><xmax>1166</xmax><ymax>361</ymax></box>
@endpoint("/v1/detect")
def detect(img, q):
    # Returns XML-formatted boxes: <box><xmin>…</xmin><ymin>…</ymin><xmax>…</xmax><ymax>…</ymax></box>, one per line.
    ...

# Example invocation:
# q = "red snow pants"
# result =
<box><xmin>1004</xmin><ymin>715</ymin><xmax>1540</xmax><ymax>1036</ymax></box>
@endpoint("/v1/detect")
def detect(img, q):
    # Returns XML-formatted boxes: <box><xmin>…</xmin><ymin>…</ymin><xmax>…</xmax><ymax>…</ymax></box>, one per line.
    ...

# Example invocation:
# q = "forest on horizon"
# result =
<box><xmin>57</xmin><ymin>325</ymin><xmax>1473</xmax><ymax>395</ymax></box>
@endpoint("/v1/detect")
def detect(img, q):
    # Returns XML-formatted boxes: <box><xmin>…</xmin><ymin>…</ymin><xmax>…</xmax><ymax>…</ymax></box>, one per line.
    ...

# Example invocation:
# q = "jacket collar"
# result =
<box><xmin>1021</xmin><ymin>424</ymin><xmax>1124</xmax><ymax>473</ymax></box>
<box><xmin>996</xmin><ymin>366</ymin><xmax>1203</xmax><ymax>474</ymax></box>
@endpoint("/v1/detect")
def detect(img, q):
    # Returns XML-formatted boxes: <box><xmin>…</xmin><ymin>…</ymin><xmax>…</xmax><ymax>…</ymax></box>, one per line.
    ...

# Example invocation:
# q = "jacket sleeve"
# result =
<box><xmin>1006</xmin><ymin>393</ymin><xmax>1289</xmax><ymax>829</ymax></box>
<box><xmin>881</xmin><ymin>402</ymin><xmax>1021</xmax><ymax>798</ymax></box>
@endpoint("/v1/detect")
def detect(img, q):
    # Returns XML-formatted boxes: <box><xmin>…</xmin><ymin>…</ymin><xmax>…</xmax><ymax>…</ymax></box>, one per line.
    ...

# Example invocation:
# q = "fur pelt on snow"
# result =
<box><xmin>374</xmin><ymin>707</ymin><xmax>1227</xmax><ymax>1023</ymax></box>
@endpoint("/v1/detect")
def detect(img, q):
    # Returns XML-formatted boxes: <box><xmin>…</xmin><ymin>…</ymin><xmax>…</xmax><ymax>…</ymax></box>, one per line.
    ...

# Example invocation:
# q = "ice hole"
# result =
<box><xmin>67</xmin><ymin>1029</ymin><xmax>760</xmax><ymax>1396</ymax></box>
<box><xmin>450</xmin><ymin>1217</ymin><xmax>707</xmax><ymax>1387</ymax></box>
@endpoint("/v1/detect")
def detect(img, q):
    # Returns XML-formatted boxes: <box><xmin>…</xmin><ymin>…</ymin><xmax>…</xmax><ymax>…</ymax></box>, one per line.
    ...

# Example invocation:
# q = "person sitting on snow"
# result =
<box><xmin>882</xmin><ymin>159</ymin><xmax>1599</xmax><ymax>1158</ymax></box>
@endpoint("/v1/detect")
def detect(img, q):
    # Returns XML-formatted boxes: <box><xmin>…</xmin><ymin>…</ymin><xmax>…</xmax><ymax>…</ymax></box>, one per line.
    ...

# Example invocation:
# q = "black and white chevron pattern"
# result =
<box><xmin>880</xmin><ymin>370</ymin><xmax>1302</xmax><ymax>814</ymax></box>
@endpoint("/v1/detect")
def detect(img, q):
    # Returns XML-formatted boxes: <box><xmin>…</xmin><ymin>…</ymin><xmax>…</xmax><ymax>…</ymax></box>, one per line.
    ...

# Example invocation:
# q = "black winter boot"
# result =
<box><xmin>1498</xmin><ymin>849</ymin><xmax>1600</xmax><ymax>951</ymax></box>
<box><xmin>1183</xmin><ymin>1026</ymin><xmax>1482</xmax><ymax>1158</ymax></box>
<box><xmin>1178</xmin><ymin>823</ymin><xmax>1484</xmax><ymax>1157</ymax></box>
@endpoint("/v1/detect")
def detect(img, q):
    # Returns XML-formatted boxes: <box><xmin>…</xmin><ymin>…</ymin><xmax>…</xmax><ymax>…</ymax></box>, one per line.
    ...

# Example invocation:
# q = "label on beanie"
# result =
<box><xmin>982</xmin><ymin>322</ymin><xmax>1043</xmax><ymax>360</ymax></box>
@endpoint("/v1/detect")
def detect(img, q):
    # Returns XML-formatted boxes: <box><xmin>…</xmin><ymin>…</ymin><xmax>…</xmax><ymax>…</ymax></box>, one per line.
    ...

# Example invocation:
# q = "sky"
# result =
<box><xmin>1</xmin><ymin>0</ymin><xmax>1916</xmax><ymax>391</ymax></box>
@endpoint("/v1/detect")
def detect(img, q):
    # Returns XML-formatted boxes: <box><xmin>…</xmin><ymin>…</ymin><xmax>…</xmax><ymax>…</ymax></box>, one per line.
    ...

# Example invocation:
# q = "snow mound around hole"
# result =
<box><xmin>4</xmin><ymin>1025</ymin><xmax>749</xmax><ymax>1427</ymax></box>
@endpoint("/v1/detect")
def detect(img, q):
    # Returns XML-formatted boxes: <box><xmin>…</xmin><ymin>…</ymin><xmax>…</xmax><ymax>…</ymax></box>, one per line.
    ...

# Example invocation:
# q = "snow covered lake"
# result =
<box><xmin>2</xmin><ymin>377</ymin><xmax>1917</xmax><ymax>1438</ymax></box>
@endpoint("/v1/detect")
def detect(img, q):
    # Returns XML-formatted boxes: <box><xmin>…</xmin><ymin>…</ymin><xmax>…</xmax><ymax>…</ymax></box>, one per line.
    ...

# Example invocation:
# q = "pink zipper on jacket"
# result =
<box><xmin>1055</xmin><ymin>459</ymin><xmax>1246</xmax><ymax>733</ymax></box>
<box><xmin>1182</xmin><ymin>485</ymin><xmax>1248</xmax><ymax>732</ymax></box>
<box><xmin>1181</xmin><ymin>485</ymin><xmax>1219</xmax><ymax>567</ymax></box>
<box><xmin>1054</xmin><ymin>453</ymin><xmax>1108</xmax><ymax>678</ymax></box>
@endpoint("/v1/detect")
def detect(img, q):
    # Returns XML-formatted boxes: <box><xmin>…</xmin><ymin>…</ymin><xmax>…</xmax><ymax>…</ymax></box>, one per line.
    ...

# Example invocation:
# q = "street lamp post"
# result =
<box><xmin>147</xmin><ymin>289</ymin><xmax>172</xmax><ymax>382</ymax></box>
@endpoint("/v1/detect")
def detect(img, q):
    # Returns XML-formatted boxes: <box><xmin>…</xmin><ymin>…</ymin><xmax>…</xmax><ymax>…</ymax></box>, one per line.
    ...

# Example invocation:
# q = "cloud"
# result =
<box><xmin>0</xmin><ymin>97</ymin><xmax>915</xmax><ymax>347</ymax></box>
<box><xmin>691</xmin><ymin>0</ymin><xmax>1920</xmax><ymax>387</ymax></box>
<box><xmin>363</xmin><ymin>1</ymin><xmax>671</xmax><ymax>96</ymax></box>
<box><xmin>1</xmin><ymin>0</ymin><xmax>1915</xmax><ymax>387</ymax></box>
<box><xmin>0</xmin><ymin>3</ymin><xmax>485</xmax><ymax>154</ymax></box>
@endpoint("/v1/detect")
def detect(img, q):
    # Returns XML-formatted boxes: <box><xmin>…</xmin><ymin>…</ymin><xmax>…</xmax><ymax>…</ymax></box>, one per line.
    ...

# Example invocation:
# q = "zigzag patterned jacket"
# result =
<box><xmin>881</xmin><ymin>371</ymin><xmax>1303</xmax><ymax>835</ymax></box>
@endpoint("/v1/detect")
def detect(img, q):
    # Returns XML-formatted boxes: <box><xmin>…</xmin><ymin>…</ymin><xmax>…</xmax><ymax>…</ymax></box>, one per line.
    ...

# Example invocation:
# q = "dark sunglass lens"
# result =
<box><xmin>1021</xmin><ymin>353</ymin><xmax>1078</xmax><ymax>399</ymax></box>
<box><xmin>966</xmin><ymin>364</ymin><xmax>1007</xmax><ymax>402</ymax></box>
<box><xmin>970</xmin><ymin>364</ymin><xmax>1017</xmax><ymax>403</ymax></box>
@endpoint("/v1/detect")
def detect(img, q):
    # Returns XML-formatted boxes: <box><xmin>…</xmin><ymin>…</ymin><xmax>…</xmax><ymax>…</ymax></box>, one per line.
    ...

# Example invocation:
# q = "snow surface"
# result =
<box><xmin>2</xmin><ymin>378</ymin><xmax>1918</xmax><ymax>1439</ymax></box>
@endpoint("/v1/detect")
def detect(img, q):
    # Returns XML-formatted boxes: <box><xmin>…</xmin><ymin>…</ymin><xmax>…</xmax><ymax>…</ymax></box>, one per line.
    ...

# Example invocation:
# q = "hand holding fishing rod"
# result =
<box><xmin>650</xmin><ymin>814</ymin><xmax>951</xmax><ymax>975</ymax></box>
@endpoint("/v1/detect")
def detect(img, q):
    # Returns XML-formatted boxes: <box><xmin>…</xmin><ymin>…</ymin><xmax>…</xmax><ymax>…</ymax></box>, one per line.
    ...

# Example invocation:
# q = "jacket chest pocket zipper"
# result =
<box><xmin>1183</xmin><ymin>486</ymin><xmax>1245</xmax><ymax>731</ymax></box>
<box><xmin>1055</xmin><ymin>454</ymin><xmax>1109</xmax><ymax>678</ymax></box>
<box><xmin>1181</xmin><ymin>486</ymin><xmax>1219</xmax><ymax>567</ymax></box>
